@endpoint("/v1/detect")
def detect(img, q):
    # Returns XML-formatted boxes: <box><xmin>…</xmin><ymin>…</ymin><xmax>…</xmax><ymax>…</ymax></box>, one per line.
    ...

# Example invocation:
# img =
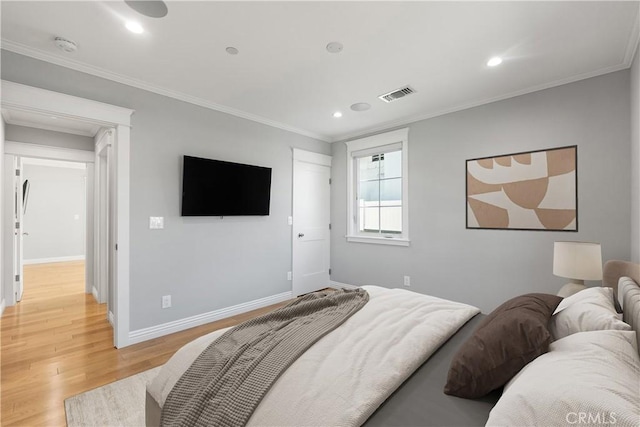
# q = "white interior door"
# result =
<box><xmin>292</xmin><ymin>149</ymin><xmax>332</xmax><ymax>297</ymax></box>
<box><xmin>13</xmin><ymin>156</ymin><xmax>24</xmax><ymax>302</ymax></box>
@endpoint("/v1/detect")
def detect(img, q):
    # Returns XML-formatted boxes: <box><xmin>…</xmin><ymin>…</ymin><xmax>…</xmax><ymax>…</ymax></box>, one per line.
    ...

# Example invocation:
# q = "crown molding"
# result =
<box><xmin>333</xmin><ymin>12</ymin><xmax>640</xmax><ymax>143</ymax></box>
<box><xmin>1</xmin><ymin>39</ymin><xmax>332</xmax><ymax>143</ymax></box>
<box><xmin>624</xmin><ymin>7</ymin><xmax>640</xmax><ymax>67</ymax></box>
<box><xmin>333</xmin><ymin>61</ymin><xmax>631</xmax><ymax>143</ymax></box>
<box><xmin>3</xmin><ymin>20</ymin><xmax>637</xmax><ymax>147</ymax></box>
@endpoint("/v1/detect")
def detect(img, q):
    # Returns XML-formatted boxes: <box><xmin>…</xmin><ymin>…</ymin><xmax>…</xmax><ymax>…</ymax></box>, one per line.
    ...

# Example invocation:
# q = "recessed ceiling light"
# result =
<box><xmin>487</xmin><ymin>57</ymin><xmax>503</xmax><ymax>67</ymax></box>
<box><xmin>332</xmin><ymin>111</ymin><xmax>343</xmax><ymax>118</ymax></box>
<box><xmin>326</xmin><ymin>42</ymin><xmax>343</xmax><ymax>54</ymax></box>
<box><xmin>350</xmin><ymin>102</ymin><xmax>371</xmax><ymax>112</ymax></box>
<box><xmin>226</xmin><ymin>47</ymin><xmax>239</xmax><ymax>55</ymax></box>
<box><xmin>125</xmin><ymin>21</ymin><xmax>144</xmax><ymax>34</ymax></box>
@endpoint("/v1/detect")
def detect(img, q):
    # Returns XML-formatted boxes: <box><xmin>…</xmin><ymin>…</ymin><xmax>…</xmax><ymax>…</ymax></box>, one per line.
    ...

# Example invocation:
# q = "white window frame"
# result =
<box><xmin>345</xmin><ymin>128</ymin><xmax>409</xmax><ymax>246</ymax></box>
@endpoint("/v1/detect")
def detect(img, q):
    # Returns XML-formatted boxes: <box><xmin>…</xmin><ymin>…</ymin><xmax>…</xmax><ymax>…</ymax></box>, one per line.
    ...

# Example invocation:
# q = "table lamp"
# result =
<box><xmin>553</xmin><ymin>241</ymin><xmax>603</xmax><ymax>297</ymax></box>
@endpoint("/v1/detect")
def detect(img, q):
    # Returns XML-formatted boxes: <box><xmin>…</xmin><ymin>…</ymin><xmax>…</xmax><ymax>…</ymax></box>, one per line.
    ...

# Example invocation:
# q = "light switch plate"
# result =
<box><xmin>150</xmin><ymin>216</ymin><xmax>164</xmax><ymax>229</ymax></box>
<box><xmin>162</xmin><ymin>295</ymin><xmax>171</xmax><ymax>308</ymax></box>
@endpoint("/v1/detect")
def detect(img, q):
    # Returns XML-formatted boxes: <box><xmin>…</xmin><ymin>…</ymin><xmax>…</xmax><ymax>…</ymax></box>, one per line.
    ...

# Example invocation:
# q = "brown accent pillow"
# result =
<box><xmin>443</xmin><ymin>293</ymin><xmax>562</xmax><ymax>399</ymax></box>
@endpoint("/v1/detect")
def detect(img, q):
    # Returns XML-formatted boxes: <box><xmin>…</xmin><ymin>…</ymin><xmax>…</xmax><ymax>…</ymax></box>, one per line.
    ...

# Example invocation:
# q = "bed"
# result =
<box><xmin>146</xmin><ymin>260</ymin><xmax>640</xmax><ymax>427</ymax></box>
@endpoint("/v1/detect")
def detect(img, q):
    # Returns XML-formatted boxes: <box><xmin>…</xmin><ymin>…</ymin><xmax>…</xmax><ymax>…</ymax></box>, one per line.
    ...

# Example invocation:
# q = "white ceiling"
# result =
<box><xmin>2</xmin><ymin>1</ymin><xmax>639</xmax><ymax>143</ymax></box>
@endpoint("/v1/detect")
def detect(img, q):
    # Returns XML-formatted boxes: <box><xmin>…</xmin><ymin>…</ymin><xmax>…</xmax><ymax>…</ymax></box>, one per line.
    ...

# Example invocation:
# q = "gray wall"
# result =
<box><xmin>631</xmin><ymin>44</ymin><xmax>639</xmax><ymax>264</ymax></box>
<box><xmin>1</xmin><ymin>50</ymin><xmax>330</xmax><ymax>330</ymax></box>
<box><xmin>22</xmin><ymin>164</ymin><xmax>86</xmax><ymax>261</ymax></box>
<box><xmin>5</xmin><ymin>125</ymin><xmax>94</xmax><ymax>151</ymax></box>
<box><xmin>331</xmin><ymin>71</ymin><xmax>631</xmax><ymax>313</ymax></box>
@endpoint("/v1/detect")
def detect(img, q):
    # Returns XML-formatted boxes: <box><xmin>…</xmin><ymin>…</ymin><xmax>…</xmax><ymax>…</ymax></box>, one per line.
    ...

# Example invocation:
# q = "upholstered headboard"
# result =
<box><xmin>602</xmin><ymin>260</ymin><xmax>640</xmax><ymax>296</ymax></box>
<box><xmin>603</xmin><ymin>260</ymin><xmax>640</xmax><ymax>352</ymax></box>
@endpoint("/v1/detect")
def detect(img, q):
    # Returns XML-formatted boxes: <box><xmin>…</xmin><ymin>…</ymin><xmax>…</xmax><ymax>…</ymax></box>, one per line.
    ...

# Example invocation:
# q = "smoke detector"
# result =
<box><xmin>326</xmin><ymin>42</ymin><xmax>343</xmax><ymax>54</ymax></box>
<box><xmin>378</xmin><ymin>86</ymin><xmax>416</xmax><ymax>103</ymax></box>
<box><xmin>54</xmin><ymin>37</ymin><xmax>77</xmax><ymax>53</ymax></box>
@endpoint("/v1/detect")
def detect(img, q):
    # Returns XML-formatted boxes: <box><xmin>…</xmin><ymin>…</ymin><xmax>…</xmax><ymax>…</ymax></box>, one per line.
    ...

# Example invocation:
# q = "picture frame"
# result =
<box><xmin>466</xmin><ymin>145</ymin><xmax>577</xmax><ymax>231</ymax></box>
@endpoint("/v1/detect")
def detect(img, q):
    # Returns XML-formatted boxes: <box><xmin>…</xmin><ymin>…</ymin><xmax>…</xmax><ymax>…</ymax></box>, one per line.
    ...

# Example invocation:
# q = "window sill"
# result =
<box><xmin>346</xmin><ymin>235</ymin><xmax>410</xmax><ymax>247</ymax></box>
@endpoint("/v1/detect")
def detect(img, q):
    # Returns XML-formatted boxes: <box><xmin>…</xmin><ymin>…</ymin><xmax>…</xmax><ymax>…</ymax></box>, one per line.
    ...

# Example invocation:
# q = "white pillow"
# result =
<box><xmin>550</xmin><ymin>286</ymin><xmax>630</xmax><ymax>340</ymax></box>
<box><xmin>486</xmin><ymin>330</ymin><xmax>640</xmax><ymax>427</ymax></box>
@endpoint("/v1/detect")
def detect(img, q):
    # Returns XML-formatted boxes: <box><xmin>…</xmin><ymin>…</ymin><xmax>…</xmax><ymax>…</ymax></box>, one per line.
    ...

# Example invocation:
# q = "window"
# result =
<box><xmin>346</xmin><ymin>128</ymin><xmax>409</xmax><ymax>246</ymax></box>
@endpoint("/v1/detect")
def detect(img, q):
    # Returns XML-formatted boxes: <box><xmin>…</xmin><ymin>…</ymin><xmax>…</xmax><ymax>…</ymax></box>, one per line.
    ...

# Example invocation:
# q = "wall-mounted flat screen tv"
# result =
<box><xmin>181</xmin><ymin>155</ymin><xmax>272</xmax><ymax>216</ymax></box>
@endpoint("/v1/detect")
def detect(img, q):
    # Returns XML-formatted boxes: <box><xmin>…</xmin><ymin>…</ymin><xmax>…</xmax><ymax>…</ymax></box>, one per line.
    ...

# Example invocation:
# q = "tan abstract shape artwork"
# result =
<box><xmin>534</xmin><ymin>208</ymin><xmax>576</xmax><ymax>230</ymax></box>
<box><xmin>495</xmin><ymin>156</ymin><xmax>511</xmax><ymax>167</ymax></box>
<box><xmin>467</xmin><ymin>171</ymin><xmax>502</xmax><ymax>196</ymax></box>
<box><xmin>468</xmin><ymin>198</ymin><xmax>509</xmax><ymax>228</ymax></box>
<box><xmin>477</xmin><ymin>158</ymin><xmax>494</xmax><ymax>169</ymax></box>
<box><xmin>502</xmin><ymin>177</ymin><xmax>549</xmax><ymax>209</ymax></box>
<box><xmin>513</xmin><ymin>153</ymin><xmax>531</xmax><ymax>165</ymax></box>
<box><xmin>547</xmin><ymin>148</ymin><xmax>576</xmax><ymax>177</ymax></box>
<box><xmin>466</xmin><ymin>146</ymin><xmax>577</xmax><ymax>231</ymax></box>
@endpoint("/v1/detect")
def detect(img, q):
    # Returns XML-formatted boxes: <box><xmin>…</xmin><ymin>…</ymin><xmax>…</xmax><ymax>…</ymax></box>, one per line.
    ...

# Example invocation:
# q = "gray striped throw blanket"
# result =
<box><xmin>160</xmin><ymin>288</ymin><xmax>369</xmax><ymax>427</ymax></box>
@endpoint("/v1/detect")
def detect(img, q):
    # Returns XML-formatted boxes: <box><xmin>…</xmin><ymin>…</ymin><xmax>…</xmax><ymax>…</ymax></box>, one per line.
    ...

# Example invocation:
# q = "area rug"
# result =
<box><xmin>65</xmin><ymin>366</ymin><xmax>161</xmax><ymax>427</ymax></box>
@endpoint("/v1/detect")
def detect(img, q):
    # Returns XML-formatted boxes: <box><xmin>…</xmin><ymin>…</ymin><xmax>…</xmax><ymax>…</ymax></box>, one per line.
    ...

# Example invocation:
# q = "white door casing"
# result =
<box><xmin>12</xmin><ymin>156</ymin><xmax>23</xmax><ymax>302</ymax></box>
<box><xmin>292</xmin><ymin>149</ymin><xmax>332</xmax><ymax>297</ymax></box>
<box><xmin>1</xmin><ymin>80</ymin><xmax>133</xmax><ymax>348</ymax></box>
<box><xmin>2</xmin><ymin>156</ymin><xmax>14</xmax><ymax>306</ymax></box>
<box><xmin>2</xmin><ymin>155</ymin><xmax>25</xmax><ymax>303</ymax></box>
<box><xmin>94</xmin><ymin>129</ymin><xmax>113</xmax><ymax>307</ymax></box>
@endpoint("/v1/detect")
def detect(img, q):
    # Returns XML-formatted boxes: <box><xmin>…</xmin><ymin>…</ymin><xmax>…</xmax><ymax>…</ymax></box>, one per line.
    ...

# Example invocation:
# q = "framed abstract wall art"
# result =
<box><xmin>466</xmin><ymin>146</ymin><xmax>577</xmax><ymax>231</ymax></box>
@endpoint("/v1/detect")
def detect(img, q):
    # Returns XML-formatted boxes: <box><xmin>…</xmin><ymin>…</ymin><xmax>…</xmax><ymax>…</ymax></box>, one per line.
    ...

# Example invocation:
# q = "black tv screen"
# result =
<box><xmin>181</xmin><ymin>155</ymin><xmax>272</xmax><ymax>216</ymax></box>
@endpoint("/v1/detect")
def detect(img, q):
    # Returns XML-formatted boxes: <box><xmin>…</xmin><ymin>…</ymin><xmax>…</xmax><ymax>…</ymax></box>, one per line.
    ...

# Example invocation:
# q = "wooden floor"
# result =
<box><xmin>1</xmin><ymin>261</ymin><xmax>289</xmax><ymax>426</ymax></box>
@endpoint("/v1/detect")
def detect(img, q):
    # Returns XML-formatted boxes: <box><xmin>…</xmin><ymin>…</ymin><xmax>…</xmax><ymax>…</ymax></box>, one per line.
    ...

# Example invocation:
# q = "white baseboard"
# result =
<box><xmin>23</xmin><ymin>255</ymin><xmax>85</xmax><ymax>265</ymax></box>
<box><xmin>128</xmin><ymin>291</ymin><xmax>293</xmax><ymax>345</ymax></box>
<box><xmin>0</xmin><ymin>298</ymin><xmax>5</xmax><ymax>316</ymax></box>
<box><xmin>330</xmin><ymin>280</ymin><xmax>360</xmax><ymax>290</ymax></box>
<box><xmin>92</xmin><ymin>286</ymin><xmax>99</xmax><ymax>303</ymax></box>
<box><xmin>108</xmin><ymin>311</ymin><xmax>114</xmax><ymax>327</ymax></box>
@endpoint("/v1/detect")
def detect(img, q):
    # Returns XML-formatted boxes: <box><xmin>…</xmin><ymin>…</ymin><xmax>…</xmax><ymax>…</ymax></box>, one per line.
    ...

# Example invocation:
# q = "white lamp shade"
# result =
<box><xmin>553</xmin><ymin>241</ymin><xmax>603</xmax><ymax>280</ymax></box>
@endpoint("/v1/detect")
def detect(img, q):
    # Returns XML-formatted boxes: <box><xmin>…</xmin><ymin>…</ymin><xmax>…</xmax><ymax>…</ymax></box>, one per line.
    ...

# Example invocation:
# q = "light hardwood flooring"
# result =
<box><xmin>1</xmin><ymin>261</ymin><xmax>289</xmax><ymax>426</ymax></box>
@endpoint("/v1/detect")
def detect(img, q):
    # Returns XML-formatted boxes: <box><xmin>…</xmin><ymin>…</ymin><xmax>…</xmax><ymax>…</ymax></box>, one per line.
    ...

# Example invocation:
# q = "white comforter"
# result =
<box><xmin>148</xmin><ymin>286</ymin><xmax>479</xmax><ymax>426</ymax></box>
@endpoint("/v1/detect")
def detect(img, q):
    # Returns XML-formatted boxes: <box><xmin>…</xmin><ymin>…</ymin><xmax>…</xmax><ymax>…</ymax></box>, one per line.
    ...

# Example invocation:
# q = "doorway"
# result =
<box><xmin>4</xmin><ymin>140</ymin><xmax>98</xmax><ymax>305</ymax></box>
<box><xmin>291</xmin><ymin>149</ymin><xmax>332</xmax><ymax>297</ymax></box>
<box><xmin>1</xmin><ymin>79</ymin><xmax>133</xmax><ymax>347</ymax></box>
<box><xmin>20</xmin><ymin>157</ymin><xmax>89</xmax><ymax>305</ymax></box>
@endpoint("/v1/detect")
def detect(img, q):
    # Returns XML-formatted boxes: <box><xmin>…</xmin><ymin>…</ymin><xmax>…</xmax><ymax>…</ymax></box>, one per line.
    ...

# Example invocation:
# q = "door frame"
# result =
<box><xmin>291</xmin><ymin>148</ymin><xmax>332</xmax><ymax>297</ymax></box>
<box><xmin>94</xmin><ymin>129</ymin><xmax>112</xmax><ymax>314</ymax></box>
<box><xmin>5</xmin><ymin>155</ymin><xmax>24</xmax><ymax>304</ymax></box>
<box><xmin>1</xmin><ymin>80</ymin><xmax>134</xmax><ymax>348</ymax></box>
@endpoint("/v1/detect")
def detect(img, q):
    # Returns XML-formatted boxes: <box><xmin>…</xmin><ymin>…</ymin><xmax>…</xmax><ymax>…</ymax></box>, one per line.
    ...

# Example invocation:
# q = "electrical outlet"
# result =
<box><xmin>403</xmin><ymin>276</ymin><xmax>411</xmax><ymax>287</ymax></box>
<box><xmin>162</xmin><ymin>295</ymin><xmax>171</xmax><ymax>308</ymax></box>
<box><xmin>287</xmin><ymin>271</ymin><xmax>292</xmax><ymax>281</ymax></box>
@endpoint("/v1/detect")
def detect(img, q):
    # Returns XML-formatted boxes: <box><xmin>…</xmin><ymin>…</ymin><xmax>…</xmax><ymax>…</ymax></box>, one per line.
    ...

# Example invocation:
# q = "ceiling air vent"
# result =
<box><xmin>378</xmin><ymin>86</ymin><xmax>416</xmax><ymax>103</ymax></box>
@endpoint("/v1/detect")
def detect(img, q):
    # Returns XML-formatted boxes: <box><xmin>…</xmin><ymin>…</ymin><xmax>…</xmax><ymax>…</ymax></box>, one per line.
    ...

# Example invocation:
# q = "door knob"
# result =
<box><xmin>298</xmin><ymin>233</ymin><xmax>305</xmax><ymax>238</ymax></box>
